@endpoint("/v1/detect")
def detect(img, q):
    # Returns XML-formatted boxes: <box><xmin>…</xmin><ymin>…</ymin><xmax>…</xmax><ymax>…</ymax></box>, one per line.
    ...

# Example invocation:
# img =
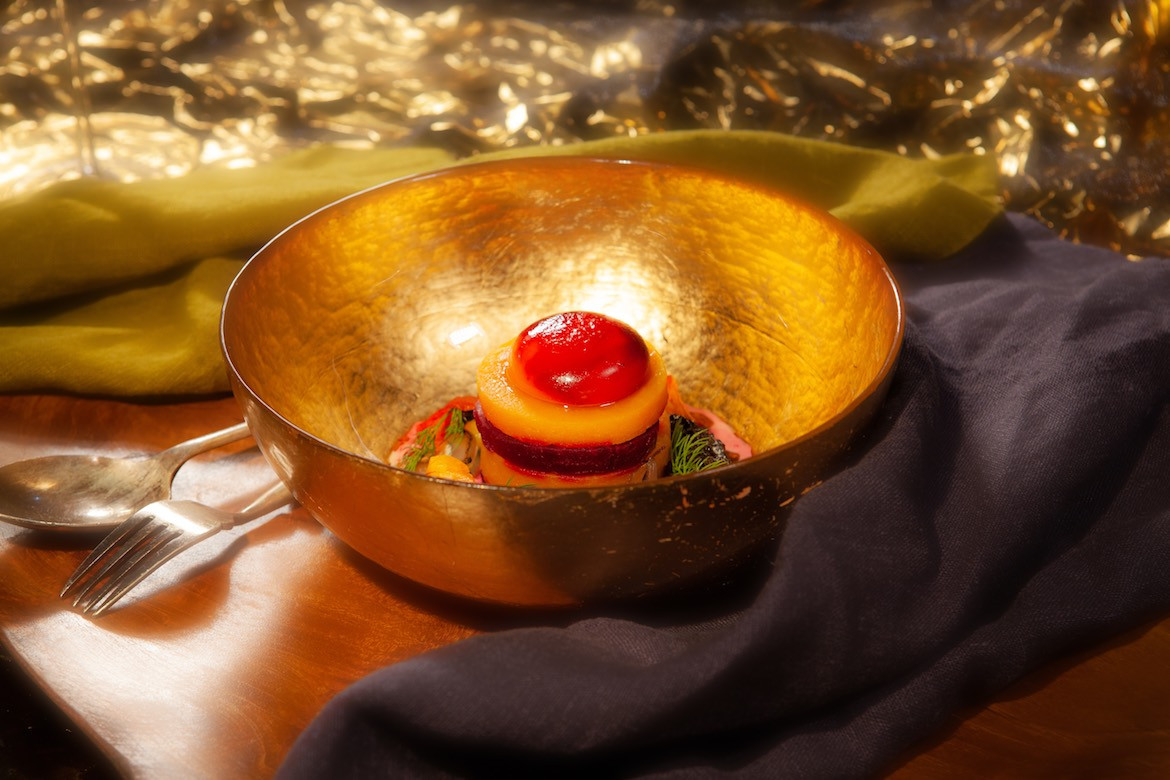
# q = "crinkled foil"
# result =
<box><xmin>2</xmin><ymin>0</ymin><xmax>1168</xmax><ymax>257</ymax></box>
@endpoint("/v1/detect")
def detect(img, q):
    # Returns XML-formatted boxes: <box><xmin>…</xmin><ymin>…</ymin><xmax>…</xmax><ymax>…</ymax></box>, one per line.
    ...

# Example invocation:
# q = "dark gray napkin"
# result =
<box><xmin>278</xmin><ymin>214</ymin><xmax>1170</xmax><ymax>778</ymax></box>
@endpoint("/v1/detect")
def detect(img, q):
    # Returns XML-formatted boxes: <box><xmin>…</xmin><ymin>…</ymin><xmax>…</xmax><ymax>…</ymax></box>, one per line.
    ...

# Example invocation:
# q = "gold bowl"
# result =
<box><xmin>220</xmin><ymin>156</ymin><xmax>903</xmax><ymax>606</ymax></box>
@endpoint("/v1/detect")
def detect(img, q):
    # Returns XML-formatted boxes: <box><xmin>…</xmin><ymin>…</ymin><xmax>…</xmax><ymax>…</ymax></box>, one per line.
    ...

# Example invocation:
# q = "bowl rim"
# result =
<box><xmin>219</xmin><ymin>154</ymin><xmax>905</xmax><ymax>494</ymax></box>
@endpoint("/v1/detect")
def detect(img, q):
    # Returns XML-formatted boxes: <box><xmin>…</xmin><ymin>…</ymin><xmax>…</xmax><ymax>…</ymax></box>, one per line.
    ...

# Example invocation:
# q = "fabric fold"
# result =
<box><xmin>276</xmin><ymin>215</ymin><xmax>1170</xmax><ymax>778</ymax></box>
<box><xmin>0</xmin><ymin>130</ymin><xmax>999</xmax><ymax>396</ymax></box>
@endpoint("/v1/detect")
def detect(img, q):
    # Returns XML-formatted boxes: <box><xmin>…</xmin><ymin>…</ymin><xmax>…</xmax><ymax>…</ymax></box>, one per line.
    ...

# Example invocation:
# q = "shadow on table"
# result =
<box><xmin>0</xmin><ymin>645</ymin><xmax>122</xmax><ymax>780</ymax></box>
<box><xmin>330</xmin><ymin>529</ymin><xmax>781</xmax><ymax>636</ymax></box>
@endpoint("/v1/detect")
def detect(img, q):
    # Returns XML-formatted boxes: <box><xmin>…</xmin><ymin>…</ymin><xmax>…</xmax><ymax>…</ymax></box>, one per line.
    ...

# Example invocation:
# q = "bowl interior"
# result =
<box><xmin>221</xmin><ymin>156</ymin><xmax>902</xmax><ymax>605</ymax></box>
<box><xmin>224</xmin><ymin>157</ymin><xmax>900</xmax><ymax>468</ymax></box>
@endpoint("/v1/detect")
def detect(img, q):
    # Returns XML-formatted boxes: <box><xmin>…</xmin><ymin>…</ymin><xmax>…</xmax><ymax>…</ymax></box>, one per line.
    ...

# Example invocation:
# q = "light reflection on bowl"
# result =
<box><xmin>220</xmin><ymin>156</ymin><xmax>903</xmax><ymax>606</ymax></box>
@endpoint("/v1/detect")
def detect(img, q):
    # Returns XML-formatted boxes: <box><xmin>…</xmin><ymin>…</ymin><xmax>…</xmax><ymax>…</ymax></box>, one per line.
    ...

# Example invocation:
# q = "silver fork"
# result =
<box><xmin>60</xmin><ymin>481</ymin><xmax>296</xmax><ymax>616</ymax></box>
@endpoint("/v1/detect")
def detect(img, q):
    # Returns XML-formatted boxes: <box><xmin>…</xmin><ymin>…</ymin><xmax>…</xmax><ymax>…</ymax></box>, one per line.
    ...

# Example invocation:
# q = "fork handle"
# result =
<box><xmin>231</xmin><ymin>481</ymin><xmax>296</xmax><ymax>526</ymax></box>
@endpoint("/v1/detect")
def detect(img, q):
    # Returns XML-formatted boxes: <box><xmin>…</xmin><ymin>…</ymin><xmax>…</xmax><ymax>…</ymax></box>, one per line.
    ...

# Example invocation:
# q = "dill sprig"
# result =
<box><xmin>402</xmin><ymin>408</ymin><xmax>465</xmax><ymax>472</ymax></box>
<box><xmin>402</xmin><ymin>425</ymin><xmax>437</xmax><ymax>472</ymax></box>
<box><xmin>669</xmin><ymin>415</ymin><xmax>730</xmax><ymax>476</ymax></box>
<box><xmin>444</xmin><ymin>407</ymin><xmax>465</xmax><ymax>440</ymax></box>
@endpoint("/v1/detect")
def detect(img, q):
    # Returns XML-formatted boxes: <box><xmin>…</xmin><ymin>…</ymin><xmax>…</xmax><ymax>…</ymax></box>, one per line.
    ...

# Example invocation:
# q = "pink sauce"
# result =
<box><xmin>684</xmin><ymin>404</ymin><xmax>754</xmax><ymax>462</ymax></box>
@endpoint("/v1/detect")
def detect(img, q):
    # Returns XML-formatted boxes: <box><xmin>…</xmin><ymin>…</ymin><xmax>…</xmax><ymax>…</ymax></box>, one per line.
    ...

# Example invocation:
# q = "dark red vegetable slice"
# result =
<box><xmin>474</xmin><ymin>403</ymin><xmax>658</xmax><ymax>476</ymax></box>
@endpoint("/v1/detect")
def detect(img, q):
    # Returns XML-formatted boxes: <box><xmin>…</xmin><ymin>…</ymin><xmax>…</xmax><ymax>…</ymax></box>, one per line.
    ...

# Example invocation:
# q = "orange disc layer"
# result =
<box><xmin>476</xmin><ymin>339</ymin><xmax>668</xmax><ymax>446</ymax></box>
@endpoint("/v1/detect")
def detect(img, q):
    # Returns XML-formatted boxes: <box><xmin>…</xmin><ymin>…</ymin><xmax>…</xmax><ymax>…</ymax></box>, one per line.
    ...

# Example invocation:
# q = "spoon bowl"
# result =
<box><xmin>0</xmin><ymin>423</ymin><xmax>251</xmax><ymax>534</ymax></box>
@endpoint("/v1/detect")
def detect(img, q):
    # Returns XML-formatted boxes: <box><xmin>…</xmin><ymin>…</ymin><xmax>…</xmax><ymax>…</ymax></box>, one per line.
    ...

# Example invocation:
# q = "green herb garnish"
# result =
<box><xmin>401</xmin><ymin>425</ymin><xmax>438</xmax><ymax>472</ymax></box>
<box><xmin>443</xmin><ymin>407</ymin><xmax>465</xmax><ymax>440</ymax></box>
<box><xmin>668</xmin><ymin>415</ymin><xmax>730</xmax><ymax>476</ymax></box>
<box><xmin>402</xmin><ymin>408</ymin><xmax>466</xmax><ymax>472</ymax></box>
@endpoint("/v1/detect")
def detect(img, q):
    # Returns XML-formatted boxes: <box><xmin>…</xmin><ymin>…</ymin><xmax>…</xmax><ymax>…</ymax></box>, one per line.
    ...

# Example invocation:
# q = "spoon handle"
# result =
<box><xmin>231</xmin><ymin>481</ymin><xmax>296</xmax><ymax>527</ymax></box>
<box><xmin>153</xmin><ymin>422</ymin><xmax>253</xmax><ymax>470</ymax></box>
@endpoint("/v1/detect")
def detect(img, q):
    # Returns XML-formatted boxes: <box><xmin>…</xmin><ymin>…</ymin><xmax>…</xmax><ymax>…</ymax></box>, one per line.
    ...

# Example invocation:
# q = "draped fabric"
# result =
<box><xmin>279</xmin><ymin>214</ymin><xmax>1170</xmax><ymax>778</ymax></box>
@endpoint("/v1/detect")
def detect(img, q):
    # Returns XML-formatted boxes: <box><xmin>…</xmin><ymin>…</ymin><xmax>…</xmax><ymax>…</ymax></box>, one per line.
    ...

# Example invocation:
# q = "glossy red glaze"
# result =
<box><xmin>513</xmin><ymin>312</ymin><xmax>651</xmax><ymax>406</ymax></box>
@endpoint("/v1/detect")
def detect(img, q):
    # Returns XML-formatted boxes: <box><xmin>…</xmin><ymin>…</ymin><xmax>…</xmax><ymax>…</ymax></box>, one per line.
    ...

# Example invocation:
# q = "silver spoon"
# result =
<box><xmin>0</xmin><ymin>422</ymin><xmax>252</xmax><ymax>534</ymax></box>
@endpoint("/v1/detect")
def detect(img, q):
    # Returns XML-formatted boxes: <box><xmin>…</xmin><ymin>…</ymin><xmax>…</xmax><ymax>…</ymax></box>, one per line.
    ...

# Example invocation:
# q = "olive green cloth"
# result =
<box><xmin>0</xmin><ymin>130</ymin><xmax>1001</xmax><ymax>397</ymax></box>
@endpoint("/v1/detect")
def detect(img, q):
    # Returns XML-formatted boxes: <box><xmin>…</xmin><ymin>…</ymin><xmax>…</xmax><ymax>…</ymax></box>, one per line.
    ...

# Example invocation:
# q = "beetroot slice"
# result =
<box><xmin>474</xmin><ymin>403</ymin><xmax>658</xmax><ymax>476</ymax></box>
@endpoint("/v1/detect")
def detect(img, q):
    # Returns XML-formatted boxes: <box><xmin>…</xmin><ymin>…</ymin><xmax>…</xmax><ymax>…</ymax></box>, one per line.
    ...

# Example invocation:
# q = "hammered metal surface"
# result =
<box><xmin>220</xmin><ymin>157</ymin><xmax>903</xmax><ymax>605</ymax></box>
<box><xmin>3</xmin><ymin>1</ymin><xmax>1168</xmax><ymax>257</ymax></box>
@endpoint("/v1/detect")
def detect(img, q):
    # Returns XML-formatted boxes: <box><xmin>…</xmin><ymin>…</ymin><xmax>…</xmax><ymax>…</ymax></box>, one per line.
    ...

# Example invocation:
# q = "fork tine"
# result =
<box><xmin>79</xmin><ymin>531</ymin><xmax>193</xmax><ymax>617</ymax></box>
<box><xmin>59</xmin><ymin>514</ymin><xmax>155</xmax><ymax>598</ymax></box>
<box><xmin>61</xmin><ymin>483</ymin><xmax>295</xmax><ymax>617</ymax></box>
<box><xmin>72</xmin><ymin>527</ymin><xmax>181</xmax><ymax>613</ymax></box>
<box><xmin>66</xmin><ymin>521</ymin><xmax>173</xmax><ymax>606</ymax></box>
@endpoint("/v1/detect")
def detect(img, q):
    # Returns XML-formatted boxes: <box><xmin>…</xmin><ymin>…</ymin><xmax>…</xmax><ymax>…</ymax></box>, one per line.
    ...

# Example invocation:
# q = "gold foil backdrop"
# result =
<box><xmin>2</xmin><ymin>0</ymin><xmax>1168</xmax><ymax>257</ymax></box>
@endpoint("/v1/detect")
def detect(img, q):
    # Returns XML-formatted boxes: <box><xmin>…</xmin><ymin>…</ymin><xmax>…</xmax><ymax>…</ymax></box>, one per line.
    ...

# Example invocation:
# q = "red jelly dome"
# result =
<box><xmin>513</xmin><ymin>311</ymin><xmax>652</xmax><ymax>406</ymax></box>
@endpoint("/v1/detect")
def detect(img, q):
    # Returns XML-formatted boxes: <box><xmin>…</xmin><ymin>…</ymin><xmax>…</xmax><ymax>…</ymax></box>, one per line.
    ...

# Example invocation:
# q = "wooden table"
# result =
<box><xmin>2</xmin><ymin>393</ymin><xmax>1169</xmax><ymax>778</ymax></box>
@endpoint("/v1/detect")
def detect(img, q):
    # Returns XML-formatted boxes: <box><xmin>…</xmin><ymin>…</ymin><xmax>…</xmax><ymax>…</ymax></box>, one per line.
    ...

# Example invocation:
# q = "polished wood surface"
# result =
<box><xmin>889</xmin><ymin>616</ymin><xmax>1170</xmax><ymax>778</ymax></box>
<box><xmin>0</xmin><ymin>394</ymin><xmax>481</xmax><ymax>778</ymax></box>
<box><xmin>1</xmin><ymin>393</ymin><xmax>1169</xmax><ymax>778</ymax></box>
